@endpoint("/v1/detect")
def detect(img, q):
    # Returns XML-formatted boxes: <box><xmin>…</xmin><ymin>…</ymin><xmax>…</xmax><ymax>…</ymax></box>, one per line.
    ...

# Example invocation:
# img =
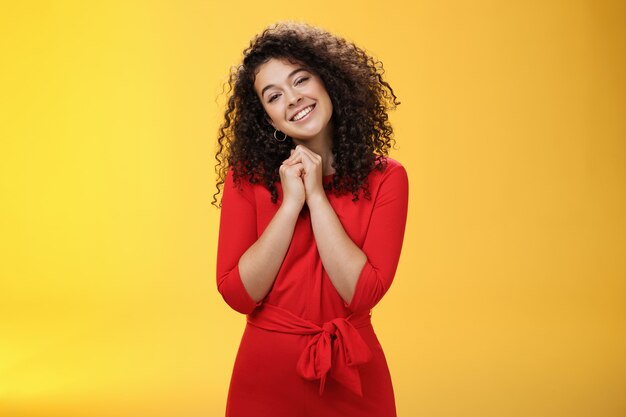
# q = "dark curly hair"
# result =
<box><xmin>212</xmin><ymin>21</ymin><xmax>400</xmax><ymax>208</ymax></box>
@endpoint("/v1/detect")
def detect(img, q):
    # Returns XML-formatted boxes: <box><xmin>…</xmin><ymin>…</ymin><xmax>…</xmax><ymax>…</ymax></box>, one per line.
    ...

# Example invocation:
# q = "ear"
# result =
<box><xmin>266</xmin><ymin>117</ymin><xmax>276</xmax><ymax>128</ymax></box>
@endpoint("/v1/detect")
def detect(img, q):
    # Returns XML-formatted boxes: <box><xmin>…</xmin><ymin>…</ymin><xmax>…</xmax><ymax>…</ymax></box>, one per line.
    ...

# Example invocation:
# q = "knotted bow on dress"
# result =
<box><xmin>247</xmin><ymin>303</ymin><xmax>373</xmax><ymax>397</ymax></box>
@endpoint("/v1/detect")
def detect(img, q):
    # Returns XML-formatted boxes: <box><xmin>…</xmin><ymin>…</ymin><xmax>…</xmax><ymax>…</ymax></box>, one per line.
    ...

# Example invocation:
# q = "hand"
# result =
<box><xmin>282</xmin><ymin>145</ymin><xmax>325</xmax><ymax>204</ymax></box>
<box><xmin>278</xmin><ymin>158</ymin><xmax>306</xmax><ymax>212</ymax></box>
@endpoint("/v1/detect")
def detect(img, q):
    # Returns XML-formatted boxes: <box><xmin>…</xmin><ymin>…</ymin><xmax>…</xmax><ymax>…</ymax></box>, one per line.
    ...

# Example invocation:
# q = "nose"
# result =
<box><xmin>286</xmin><ymin>89</ymin><xmax>303</xmax><ymax>106</ymax></box>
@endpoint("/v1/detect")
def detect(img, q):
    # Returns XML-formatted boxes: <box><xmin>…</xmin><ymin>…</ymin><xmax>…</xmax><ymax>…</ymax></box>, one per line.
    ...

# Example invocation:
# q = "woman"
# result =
<box><xmin>213</xmin><ymin>21</ymin><xmax>409</xmax><ymax>417</ymax></box>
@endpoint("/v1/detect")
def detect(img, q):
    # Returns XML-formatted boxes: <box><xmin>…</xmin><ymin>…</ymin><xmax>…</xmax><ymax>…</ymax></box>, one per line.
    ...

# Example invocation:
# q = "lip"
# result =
<box><xmin>289</xmin><ymin>103</ymin><xmax>316</xmax><ymax>122</ymax></box>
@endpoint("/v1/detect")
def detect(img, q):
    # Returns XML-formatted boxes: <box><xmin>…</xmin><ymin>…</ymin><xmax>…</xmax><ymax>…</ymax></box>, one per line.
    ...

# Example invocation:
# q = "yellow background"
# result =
<box><xmin>1</xmin><ymin>1</ymin><xmax>625</xmax><ymax>416</ymax></box>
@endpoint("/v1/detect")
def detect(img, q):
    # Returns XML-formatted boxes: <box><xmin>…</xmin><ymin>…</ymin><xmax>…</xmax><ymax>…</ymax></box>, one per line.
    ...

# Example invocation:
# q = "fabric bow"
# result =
<box><xmin>247</xmin><ymin>303</ymin><xmax>373</xmax><ymax>396</ymax></box>
<box><xmin>296</xmin><ymin>317</ymin><xmax>373</xmax><ymax>396</ymax></box>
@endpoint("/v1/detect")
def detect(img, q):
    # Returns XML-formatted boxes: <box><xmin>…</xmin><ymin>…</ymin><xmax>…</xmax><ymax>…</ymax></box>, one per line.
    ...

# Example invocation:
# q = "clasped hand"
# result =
<box><xmin>279</xmin><ymin>144</ymin><xmax>326</xmax><ymax>210</ymax></box>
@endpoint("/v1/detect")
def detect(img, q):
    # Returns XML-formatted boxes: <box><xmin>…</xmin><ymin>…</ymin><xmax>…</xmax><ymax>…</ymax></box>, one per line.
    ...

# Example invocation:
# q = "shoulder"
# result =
<box><xmin>225</xmin><ymin>165</ymin><xmax>256</xmax><ymax>187</ymax></box>
<box><xmin>378</xmin><ymin>156</ymin><xmax>405</xmax><ymax>171</ymax></box>
<box><xmin>223</xmin><ymin>165</ymin><xmax>256</xmax><ymax>204</ymax></box>
<box><xmin>373</xmin><ymin>156</ymin><xmax>408</xmax><ymax>184</ymax></box>
<box><xmin>367</xmin><ymin>156</ymin><xmax>408</xmax><ymax>202</ymax></box>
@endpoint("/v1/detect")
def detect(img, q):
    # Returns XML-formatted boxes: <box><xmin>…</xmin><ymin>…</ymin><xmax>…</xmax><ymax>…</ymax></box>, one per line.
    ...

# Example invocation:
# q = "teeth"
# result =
<box><xmin>292</xmin><ymin>105</ymin><xmax>314</xmax><ymax>121</ymax></box>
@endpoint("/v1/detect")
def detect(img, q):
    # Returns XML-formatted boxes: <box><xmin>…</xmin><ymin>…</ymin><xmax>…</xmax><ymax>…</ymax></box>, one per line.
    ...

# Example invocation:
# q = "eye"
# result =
<box><xmin>295</xmin><ymin>77</ymin><xmax>309</xmax><ymax>86</ymax></box>
<box><xmin>268</xmin><ymin>93</ymin><xmax>280</xmax><ymax>103</ymax></box>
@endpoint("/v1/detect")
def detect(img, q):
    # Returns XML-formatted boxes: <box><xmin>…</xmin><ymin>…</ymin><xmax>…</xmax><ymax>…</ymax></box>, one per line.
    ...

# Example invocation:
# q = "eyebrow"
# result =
<box><xmin>260</xmin><ymin>68</ymin><xmax>308</xmax><ymax>98</ymax></box>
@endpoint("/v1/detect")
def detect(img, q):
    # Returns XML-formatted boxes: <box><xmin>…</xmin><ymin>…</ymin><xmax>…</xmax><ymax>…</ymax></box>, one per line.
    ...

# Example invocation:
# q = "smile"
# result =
<box><xmin>290</xmin><ymin>104</ymin><xmax>315</xmax><ymax>122</ymax></box>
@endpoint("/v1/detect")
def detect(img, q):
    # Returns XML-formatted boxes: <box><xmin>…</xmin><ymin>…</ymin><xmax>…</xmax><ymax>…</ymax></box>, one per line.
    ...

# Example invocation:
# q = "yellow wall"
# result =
<box><xmin>1</xmin><ymin>1</ymin><xmax>625</xmax><ymax>416</ymax></box>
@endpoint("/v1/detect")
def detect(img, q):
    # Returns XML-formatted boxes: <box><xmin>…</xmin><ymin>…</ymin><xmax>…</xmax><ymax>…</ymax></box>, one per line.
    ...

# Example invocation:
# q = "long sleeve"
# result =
<box><xmin>346</xmin><ymin>163</ymin><xmax>409</xmax><ymax>314</ymax></box>
<box><xmin>216</xmin><ymin>167</ymin><xmax>263</xmax><ymax>314</ymax></box>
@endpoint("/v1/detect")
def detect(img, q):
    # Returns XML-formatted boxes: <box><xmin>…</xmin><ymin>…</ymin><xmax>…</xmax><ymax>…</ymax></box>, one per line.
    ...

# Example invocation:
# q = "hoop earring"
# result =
<box><xmin>273</xmin><ymin>129</ymin><xmax>287</xmax><ymax>142</ymax></box>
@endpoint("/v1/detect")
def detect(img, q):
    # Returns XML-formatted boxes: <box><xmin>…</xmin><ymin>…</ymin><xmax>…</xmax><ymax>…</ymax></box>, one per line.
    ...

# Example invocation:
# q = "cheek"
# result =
<box><xmin>323</xmin><ymin>94</ymin><xmax>333</xmax><ymax>114</ymax></box>
<box><xmin>263</xmin><ymin>106</ymin><xmax>278</xmax><ymax>122</ymax></box>
<box><xmin>315</xmin><ymin>85</ymin><xmax>332</xmax><ymax>108</ymax></box>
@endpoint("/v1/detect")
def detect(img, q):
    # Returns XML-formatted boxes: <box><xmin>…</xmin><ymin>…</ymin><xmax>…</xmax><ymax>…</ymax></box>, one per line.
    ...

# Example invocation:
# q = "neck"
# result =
<box><xmin>292</xmin><ymin>122</ymin><xmax>335</xmax><ymax>175</ymax></box>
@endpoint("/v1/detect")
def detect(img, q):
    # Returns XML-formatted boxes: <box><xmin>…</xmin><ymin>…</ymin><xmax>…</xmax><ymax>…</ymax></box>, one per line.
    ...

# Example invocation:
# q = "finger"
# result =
<box><xmin>298</xmin><ymin>151</ymin><xmax>316</xmax><ymax>170</ymax></box>
<box><xmin>292</xmin><ymin>154</ymin><xmax>316</xmax><ymax>176</ymax></box>
<box><xmin>285</xmin><ymin>147</ymin><xmax>306</xmax><ymax>165</ymax></box>
<box><xmin>296</xmin><ymin>150</ymin><xmax>321</xmax><ymax>176</ymax></box>
<box><xmin>283</xmin><ymin>148</ymin><xmax>299</xmax><ymax>164</ymax></box>
<box><xmin>283</xmin><ymin>160</ymin><xmax>303</xmax><ymax>171</ymax></box>
<box><xmin>295</xmin><ymin>144</ymin><xmax>322</xmax><ymax>161</ymax></box>
<box><xmin>288</xmin><ymin>146</ymin><xmax>310</xmax><ymax>163</ymax></box>
<box><xmin>294</xmin><ymin>148</ymin><xmax>322</xmax><ymax>173</ymax></box>
<box><xmin>286</xmin><ymin>162</ymin><xmax>305</xmax><ymax>177</ymax></box>
<box><xmin>284</xmin><ymin>154</ymin><xmax>303</xmax><ymax>165</ymax></box>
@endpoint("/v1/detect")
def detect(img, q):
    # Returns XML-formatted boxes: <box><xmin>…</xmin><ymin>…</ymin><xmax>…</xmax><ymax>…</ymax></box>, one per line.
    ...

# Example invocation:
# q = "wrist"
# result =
<box><xmin>306</xmin><ymin>191</ymin><xmax>329</xmax><ymax>210</ymax></box>
<box><xmin>279</xmin><ymin>199</ymin><xmax>304</xmax><ymax>216</ymax></box>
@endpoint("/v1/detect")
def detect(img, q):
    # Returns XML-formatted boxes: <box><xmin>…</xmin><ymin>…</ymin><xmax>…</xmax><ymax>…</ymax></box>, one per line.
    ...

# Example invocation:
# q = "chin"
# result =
<box><xmin>291</xmin><ymin>132</ymin><xmax>321</xmax><ymax>141</ymax></box>
<box><xmin>293</xmin><ymin>125</ymin><xmax>327</xmax><ymax>138</ymax></box>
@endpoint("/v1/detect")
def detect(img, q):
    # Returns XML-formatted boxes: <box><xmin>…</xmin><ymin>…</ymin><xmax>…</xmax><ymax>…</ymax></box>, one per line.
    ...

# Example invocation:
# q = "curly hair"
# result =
<box><xmin>212</xmin><ymin>21</ymin><xmax>400</xmax><ymax>208</ymax></box>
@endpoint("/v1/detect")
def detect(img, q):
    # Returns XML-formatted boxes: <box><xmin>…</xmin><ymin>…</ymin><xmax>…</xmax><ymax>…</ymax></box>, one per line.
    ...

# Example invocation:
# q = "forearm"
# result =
<box><xmin>307</xmin><ymin>194</ymin><xmax>367</xmax><ymax>304</ymax></box>
<box><xmin>238</xmin><ymin>203</ymin><xmax>301</xmax><ymax>302</ymax></box>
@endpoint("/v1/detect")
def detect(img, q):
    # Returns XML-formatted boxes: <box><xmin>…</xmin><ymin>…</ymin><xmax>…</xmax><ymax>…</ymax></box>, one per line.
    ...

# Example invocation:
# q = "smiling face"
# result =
<box><xmin>253</xmin><ymin>58</ymin><xmax>333</xmax><ymax>142</ymax></box>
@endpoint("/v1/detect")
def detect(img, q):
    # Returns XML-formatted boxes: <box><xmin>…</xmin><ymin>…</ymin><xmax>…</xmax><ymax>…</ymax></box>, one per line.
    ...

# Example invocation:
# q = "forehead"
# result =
<box><xmin>253</xmin><ymin>58</ymin><xmax>307</xmax><ymax>92</ymax></box>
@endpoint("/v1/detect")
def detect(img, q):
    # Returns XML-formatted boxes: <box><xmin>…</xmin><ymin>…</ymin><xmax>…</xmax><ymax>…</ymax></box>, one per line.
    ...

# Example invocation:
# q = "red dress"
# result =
<box><xmin>216</xmin><ymin>157</ymin><xmax>409</xmax><ymax>417</ymax></box>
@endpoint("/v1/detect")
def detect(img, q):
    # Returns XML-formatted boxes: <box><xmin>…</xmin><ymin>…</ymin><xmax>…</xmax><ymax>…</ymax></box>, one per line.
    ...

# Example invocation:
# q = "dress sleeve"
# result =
<box><xmin>216</xmin><ymin>167</ymin><xmax>263</xmax><ymax>314</ymax></box>
<box><xmin>346</xmin><ymin>162</ymin><xmax>409</xmax><ymax>314</ymax></box>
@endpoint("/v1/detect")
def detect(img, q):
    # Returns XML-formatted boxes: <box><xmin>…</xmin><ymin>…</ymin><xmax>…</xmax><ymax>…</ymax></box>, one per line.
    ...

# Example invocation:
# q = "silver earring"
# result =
<box><xmin>273</xmin><ymin>129</ymin><xmax>287</xmax><ymax>142</ymax></box>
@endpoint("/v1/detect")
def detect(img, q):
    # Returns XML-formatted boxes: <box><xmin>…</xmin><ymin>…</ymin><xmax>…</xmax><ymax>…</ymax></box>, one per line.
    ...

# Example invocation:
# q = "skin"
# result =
<box><xmin>237</xmin><ymin>58</ymin><xmax>368</xmax><ymax>305</ymax></box>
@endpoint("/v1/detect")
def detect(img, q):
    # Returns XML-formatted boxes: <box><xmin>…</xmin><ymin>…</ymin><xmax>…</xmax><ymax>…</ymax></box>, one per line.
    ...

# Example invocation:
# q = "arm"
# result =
<box><xmin>307</xmin><ymin>163</ymin><xmax>409</xmax><ymax>313</ymax></box>
<box><xmin>216</xmin><ymin>167</ymin><xmax>301</xmax><ymax>314</ymax></box>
